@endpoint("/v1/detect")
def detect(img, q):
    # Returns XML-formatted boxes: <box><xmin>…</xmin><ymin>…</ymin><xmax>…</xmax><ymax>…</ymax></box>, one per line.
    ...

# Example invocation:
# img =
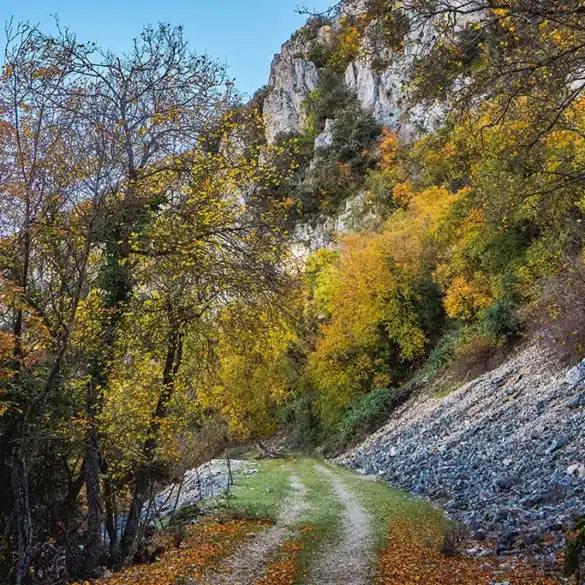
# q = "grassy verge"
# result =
<box><xmin>289</xmin><ymin>459</ymin><xmax>344</xmax><ymax>583</ymax></box>
<box><xmin>209</xmin><ymin>457</ymin><xmax>448</xmax><ymax>584</ymax></box>
<box><xmin>220</xmin><ymin>457</ymin><xmax>345</xmax><ymax>583</ymax></box>
<box><xmin>226</xmin><ymin>459</ymin><xmax>295</xmax><ymax>520</ymax></box>
<box><xmin>331</xmin><ymin>463</ymin><xmax>444</xmax><ymax>552</ymax></box>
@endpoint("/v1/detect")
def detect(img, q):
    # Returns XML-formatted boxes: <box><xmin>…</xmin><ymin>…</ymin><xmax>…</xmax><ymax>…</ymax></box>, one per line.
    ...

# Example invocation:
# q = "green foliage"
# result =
<box><xmin>423</xmin><ymin>324</ymin><xmax>467</xmax><ymax>379</ymax></box>
<box><xmin>323</xmin><ymin>387</ymin><xmax>395</xmax><ymax>454</ymax></box>
<box><xmin>281</xmin><ymin>390</ymin><xmax>322</xmax><ymax>450</ymax></box>
<box><xmin>303</xmin><ymin>69</ymin><xmax>351</xmax><ymax>138</ymax></box>
<box><xmin>479</xmin><ymin>283</ymin><xmax>521</xmax><ymax>340</ymax></box>
<box><xmin>298</xmin><ymin>102</ymin><xmax>380</xmax><ymax>215</ymax></box>
<box><xmin>326</xmin><ymin>103</ymin><xmax>380</xmax><ymax>171</ymax></box>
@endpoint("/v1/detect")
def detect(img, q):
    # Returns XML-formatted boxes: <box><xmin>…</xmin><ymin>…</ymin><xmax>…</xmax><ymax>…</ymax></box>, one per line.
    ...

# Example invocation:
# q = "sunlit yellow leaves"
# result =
<box><xmin>392</xmin><ymin>182</ymin><xmax>414</xmax><ymax>206</ymax></box>
<box><xmin>198</xmin><ymin>303</ymin><xmax>300</xmax><ymax>441</ymax></box>
<box><xmin>442</xmin><ymin>275</ymin><xmax>493</xmax><ymax>320</ymax></box>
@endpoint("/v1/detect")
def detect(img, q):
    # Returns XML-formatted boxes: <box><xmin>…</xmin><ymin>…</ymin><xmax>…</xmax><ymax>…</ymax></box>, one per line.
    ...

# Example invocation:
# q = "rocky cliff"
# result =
<box><xmin>262</xmin><ymin>1</ymin><xmax>442</xmax><ymax>144</ymax></box>
<box><xmin>260</xmin><ymin>1</ymin><xmax>443</xmax><ymax>255</ymax></box>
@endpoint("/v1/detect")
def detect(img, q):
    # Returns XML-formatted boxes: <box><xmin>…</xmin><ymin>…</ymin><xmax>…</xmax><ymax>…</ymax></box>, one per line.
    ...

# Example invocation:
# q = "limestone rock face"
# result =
<box><xmin>263</xmin><ymin>36</ymin><xmax>319</xmax><ymax>144</ymax></box>
<box><xmin>344</xmin><ymin>59</ymin><xmax>401</xmax><ymax>129</ymax></box>
<box><xmin>314</xmin><ymin>118</ymin><xmax>335</xmax><ymax>150</ymax></box>
<box><xmin>291</xmin><ymin>193</ymin><xmax>366</xmax><ymax>260</ymax></box>
<box><xmin>262</xmin><ymin>2</ymin><xmax>440</xmax><ymax>144</ymax></box>
<box><xmin>261</xmin><ymin>0</ymin><xmax>446</xmax><ymax>252</ymax></box>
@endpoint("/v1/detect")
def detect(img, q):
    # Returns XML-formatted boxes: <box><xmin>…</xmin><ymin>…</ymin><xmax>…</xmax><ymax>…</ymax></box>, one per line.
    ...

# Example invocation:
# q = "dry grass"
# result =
<box><xmin>521</xmin><ymin>262</ymin><xmax>585</xmax><ymax>366</ymax></box>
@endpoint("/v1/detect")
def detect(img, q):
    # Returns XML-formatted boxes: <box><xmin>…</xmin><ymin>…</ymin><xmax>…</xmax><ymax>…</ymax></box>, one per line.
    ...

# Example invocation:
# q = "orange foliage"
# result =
<box><xmin>379</xmin><ymin>128</ymin><xmax>400</xmax><ymax>172</ymax></box>
<box><xmin>392</xmin><ymin>182</ymin><xmax>414</xmax><ymax>206</ymax></box>
<box><xmin>376</xmin><ymin>519</ymin><xmax>561</xmax><ymax>585</ymax></box>
<box><xmin>253</xmin><ymin>539</ymin><xmax>303</xmax><ymax>585</ymax></box>
<box><xmin>89</xmin><ymin>519</ymin><xmax>267</xmax><ymax>585</ymax></box>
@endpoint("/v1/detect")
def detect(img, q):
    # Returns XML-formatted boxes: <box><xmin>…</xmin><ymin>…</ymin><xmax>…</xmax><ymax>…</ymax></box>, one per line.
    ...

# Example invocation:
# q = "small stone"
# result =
<box><xmin>565</xmin><ymin>360</ymin><xmax>585</xmax><ymax>387</ymax></box>
<box><xmin>495</xmin><ymin>476</ymin><xmax>515</xmax><ymax>491</ymax></box>
<box><xmin>568</xmin><ymin>394</ymin><xmax>585</xmax><ymax>409</ymax></box>
<box><xmin>567</xmin><ymin>464</ymin><xmax>585</xmax><ymax>478</ymax></box>
<box><xmin>547</xmin><ymin>438</ymin><xmax>567</xmax><ymax>455</ymax></box>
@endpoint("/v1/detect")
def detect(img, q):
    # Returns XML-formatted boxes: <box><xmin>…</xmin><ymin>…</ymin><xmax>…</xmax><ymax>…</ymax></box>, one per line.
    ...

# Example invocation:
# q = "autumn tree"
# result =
<box><xmin>0</xmin><ymin>19</ymin><xmax>298</xmax><ymax>582</ymax></box>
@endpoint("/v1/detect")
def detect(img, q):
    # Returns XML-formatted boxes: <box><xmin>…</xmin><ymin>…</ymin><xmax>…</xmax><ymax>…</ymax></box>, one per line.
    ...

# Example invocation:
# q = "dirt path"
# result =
<box><xmin>306</xmin><ymin>465</ymin><xmax>373</xmax><ymax>585</ymax></box>
<box><xmin>200</xmin><ymin>473</ymin><xmax>308</xmax><ymax>585</ymax></box>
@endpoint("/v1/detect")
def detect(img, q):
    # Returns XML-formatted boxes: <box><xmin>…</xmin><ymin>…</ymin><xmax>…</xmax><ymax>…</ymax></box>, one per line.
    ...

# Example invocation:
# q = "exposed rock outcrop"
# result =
<box><xmin>155</xmin><ymin>459</ymin><xmax>256</xmax><ymax>518</ymax></box>
<box><xmin>262</xmin><ymin>0</ymin><xmax>446</xmax><ymax>257</ymax></box>
<box><xmin>291</xmin><ymin>193</ymin><xmax>367</xmax><ymax>258</ymax></box>
<box><xmin>262</xmin><ymin>1</ymin><xmax>443</xmax><ymax>144</ymax></box>
<box><xmin>336</xmin><ymin>346</ymin><xmax>585</xmax><ymax>552</ymax></box>
<box><xmin>263</xmin><ymin>36</ymin><xmax>318</xmax><ymax>143</ymax></box>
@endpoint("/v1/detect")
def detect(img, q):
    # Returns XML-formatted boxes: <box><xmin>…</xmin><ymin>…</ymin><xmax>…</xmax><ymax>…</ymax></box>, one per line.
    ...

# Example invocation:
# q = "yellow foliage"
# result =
<box><xmin>379</xmin><ymin>128</ymin><xmax>400</xmax><ymax>172</ymax></box>
<box><xmin>198</xmin><ymin>305</ymin><xmax>299</xmax><ymax>441</ymax></box>
<box><xmin>308</xmin><ymin>185</ymin><xmax>458</xmax><ymax>421</ymax></box>
<box><xmin>442</xmin><ymin>275</ymin><xmax>493</xmax><ymax>320</ymax></box>
<box><xmin>392</xmin><ymin>182</ymin><xmax>414</xmax><ymax>206</ymax></box>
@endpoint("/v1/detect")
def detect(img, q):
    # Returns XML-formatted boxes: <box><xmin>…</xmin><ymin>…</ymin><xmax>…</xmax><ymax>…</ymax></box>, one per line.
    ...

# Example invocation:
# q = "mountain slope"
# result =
<box><xmin>336</xmin><ymin>344</ymin><xmax>585</xmax><ymax>554</ymax></box>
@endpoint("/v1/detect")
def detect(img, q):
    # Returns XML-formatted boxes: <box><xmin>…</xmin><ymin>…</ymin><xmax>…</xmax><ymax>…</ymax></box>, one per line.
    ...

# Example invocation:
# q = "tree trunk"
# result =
<box><xmin>82</xmin><ymin>423</ymin><xmax>103</xmax><ymax>577</ymax></box>
<box><xmin>82</xmin><ymin>227</ymin><xmax>133</xmax><ymax>574</ymax></box>
<box><xmin>116</xmin><ymin>326</ymin><xmax>183</xmax><ymax>567</ymax></box>
<box><xmin>103</xmin><ymin>469</ymin><xmax>118</xmax><ymax>563</ymax></box>
<box><xmin>10</xmin><ymin>451</ymin><xmax>33</xmax><ymax>585</ymax></box>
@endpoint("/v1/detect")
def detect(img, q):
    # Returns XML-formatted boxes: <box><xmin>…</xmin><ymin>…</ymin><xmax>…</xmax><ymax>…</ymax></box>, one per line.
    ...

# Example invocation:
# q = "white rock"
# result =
<box><xmin>263</xmin><ymin>36</ymin><xmax>318</xmax><ymax>143</ymax></box>
<box><xmin>345</xmin><ymin>58</ymin><xmax>401</xmax><ymax>129</ymax></box>
<box><xmin>565</xmin><ymin>359</ymin><xmax>585</xmax><ymax>388</ymax></box>
<box><xmin>314</xmin><ymin>119</ymin><xmax>334</xmax><ymax>150</ymax></box>
<box><xmin>567</xmin><ymin>463</ymin><xmax>585</xmax><ymax>478</ymax></box>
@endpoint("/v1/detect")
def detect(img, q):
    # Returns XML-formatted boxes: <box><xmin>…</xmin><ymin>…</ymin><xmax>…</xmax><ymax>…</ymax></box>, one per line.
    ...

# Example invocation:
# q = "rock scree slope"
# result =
<box><xmin>336</xmin><ymin>345</ymin><xmax>585</xmax><ymax>551</ymax></box>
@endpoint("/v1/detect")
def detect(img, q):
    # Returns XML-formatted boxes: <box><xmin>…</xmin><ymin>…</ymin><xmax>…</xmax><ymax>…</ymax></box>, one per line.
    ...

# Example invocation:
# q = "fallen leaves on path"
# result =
<box><xmin>91</xmin><ymin>518</ymin><xmax>268</xmax><ymax>585</ymax></box>
<box><xmin>376</xmin><ymin>519</ymin><xmax>561</xmax><ymax>585</ymax></box>
<box><xmin>252</xmin><ymin>537</ymin><xmax>304</xmax><ymax>585</ymax></box>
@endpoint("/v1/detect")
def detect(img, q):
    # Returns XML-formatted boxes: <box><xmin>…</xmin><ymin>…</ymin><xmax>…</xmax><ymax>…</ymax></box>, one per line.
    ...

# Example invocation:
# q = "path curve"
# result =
<box><xmin>307</xmin><ymin>465</ymin><xmax>373</xmax><ymax>585</ymax></box>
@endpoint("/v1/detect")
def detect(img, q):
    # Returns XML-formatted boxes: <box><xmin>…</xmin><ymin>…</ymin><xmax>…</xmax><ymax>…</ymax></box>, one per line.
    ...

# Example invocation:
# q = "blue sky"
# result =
<box><xmin>2</xmin><ymin>0</ymin><xmax>332</xmax><ymax>97</ymax></box>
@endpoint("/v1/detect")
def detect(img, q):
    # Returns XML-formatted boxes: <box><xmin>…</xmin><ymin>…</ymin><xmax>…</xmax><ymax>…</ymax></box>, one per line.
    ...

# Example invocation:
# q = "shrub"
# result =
<box><xmin>322</xmin><ymin>387</ymin><xmax>396</xmax><ymax>454</ymax></box>
<box><xmin>565</xmin><ymin>515</ymin><xmax>585</xmax><ymax>584</ymax></box>
<box><xmin>170</xmin><ymin>503</ymin><xmax>201</xmax><ymax>525</ymax></box>
<box><xmin>423</xmin><ymin>324</ymin><xmax>467</xmax><ymax>379</ymax></box>
<box><xmin>327</xmin><ymin>102</ymin><xmax>380</xmax><ymax>172</ymax></box>
<box><xmin>303</xmin><ymin>69</ymin><xmax>351</xmax><ymax>137</ymax></box>
<box><xmin>479</xmin><ymin>295</ymin><xmax>519</xmax><ymax>339</ymax></box>
<box><xmin>440</xmin><ymin>521</ymin><xmax>468</xmax><ymax>557</ymax></box>
<box><xmin>281</xmin><ymin>390</ymin><xmax>321</xmax><ymax>450</ymax></box>
<box><xmin>298</xmin><ymin>102</ymin><xmax>380</xmax><ymax>215</ymax></box>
